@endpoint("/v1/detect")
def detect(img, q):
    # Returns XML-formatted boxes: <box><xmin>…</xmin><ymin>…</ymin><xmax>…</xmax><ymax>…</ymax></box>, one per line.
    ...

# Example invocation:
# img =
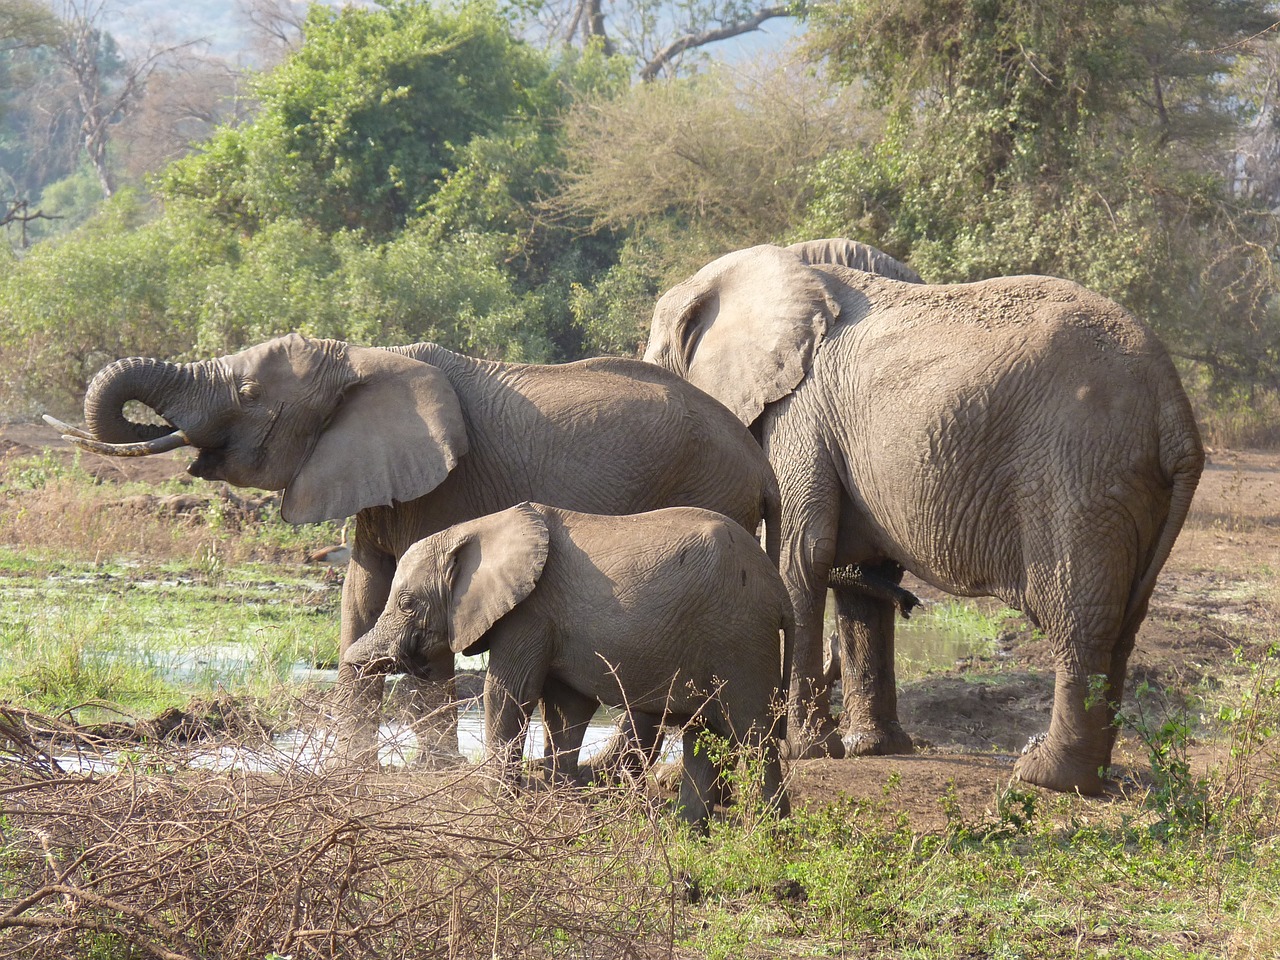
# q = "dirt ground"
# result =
<box><xmin>3</xmin><ymin>421</ymin><xmax>1278</xmax><ymax>829</ymax></box>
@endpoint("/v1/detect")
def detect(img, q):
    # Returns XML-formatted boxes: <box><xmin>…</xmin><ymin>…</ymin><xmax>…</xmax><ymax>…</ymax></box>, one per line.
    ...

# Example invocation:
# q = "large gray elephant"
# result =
<box><xmin>644</xmin><ymin>242</ymin><xmax>1204</xmax><ymax>794</ymax></box>
<box><xmin>51</xmin><ymin>334</ymin><xmax>781</xmax><ymax>758</ymax></box>
<box><xmin>342</xmin><ymin>501</ymin><xmax>792</xmax><ymax>828</ymax></box>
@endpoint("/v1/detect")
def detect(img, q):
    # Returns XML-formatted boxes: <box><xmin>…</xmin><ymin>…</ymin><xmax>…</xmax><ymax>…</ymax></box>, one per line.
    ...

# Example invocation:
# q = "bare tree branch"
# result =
<box><xmin>638</xmin><ymin>5</ymin><xmax>793</xmax><ymax>82</ymax></box>
<box><xmin>52</xmin><ymin>0</ymin><xmax>200</xmax><ymax>199</ymax></box>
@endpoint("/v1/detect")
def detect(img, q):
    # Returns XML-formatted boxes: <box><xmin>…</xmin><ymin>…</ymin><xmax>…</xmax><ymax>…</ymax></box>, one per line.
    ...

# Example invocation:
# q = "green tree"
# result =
<box><xmin>164</xmin><ymin>0</ymin><xmax>568</xmax><ymax>239</ymax></box>
<box><xmin>801</xmin><ymin>0</ymin><xmax>1280</xmax><ymax>388</ymax></box>
<box><xmin>0</xmin><ymin>2</ymin><xmax>633</xmax><ymax>415</ymax></box>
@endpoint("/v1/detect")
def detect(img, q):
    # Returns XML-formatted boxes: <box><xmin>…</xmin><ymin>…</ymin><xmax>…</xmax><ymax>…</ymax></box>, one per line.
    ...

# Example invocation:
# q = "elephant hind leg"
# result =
<box><xmin>1012</xmin><ymin>570</ymin><xmax>1137</xmax><ymax>795</ymax></box>
<box><xmin>677</xmin><ymin>726</ymin><xmax>719</xmax><ymax>831</ymax></box>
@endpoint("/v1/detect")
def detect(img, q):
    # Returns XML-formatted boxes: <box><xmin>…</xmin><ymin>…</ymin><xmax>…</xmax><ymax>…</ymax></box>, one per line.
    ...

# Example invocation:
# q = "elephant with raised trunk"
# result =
<box><xmin>52</xmin><ymin>334</ymin><xmax>781</xmax><ymax>760</ymax></box>
<box><xmin>343</xmin><ymin>502</ymin><xmax>792</xmax><ymax>828</ymax></box>
<box><xmin>644</xmin><ymin>241</ymin><xmax>1204</xmax><ymax>794</ymax></box>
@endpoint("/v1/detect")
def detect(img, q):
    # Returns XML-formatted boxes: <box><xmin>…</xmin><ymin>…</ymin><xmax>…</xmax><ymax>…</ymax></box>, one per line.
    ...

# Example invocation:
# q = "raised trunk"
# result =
<box><xmin>83</xmin><ymin>357</ymin><xmax>205</xmax><ymax>444</ymax></box>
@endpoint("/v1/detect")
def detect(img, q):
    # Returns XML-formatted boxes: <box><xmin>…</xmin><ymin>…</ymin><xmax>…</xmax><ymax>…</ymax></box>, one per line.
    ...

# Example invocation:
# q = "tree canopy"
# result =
<box><xmin>799</xmin><ymin>0</ymin><xmax>1280</xmax><ymax>386</ymax></box>
<box><xmin>0</xmin><ymin>0</ymin><xmax>1278</xmax><ymax>431</ymax></box>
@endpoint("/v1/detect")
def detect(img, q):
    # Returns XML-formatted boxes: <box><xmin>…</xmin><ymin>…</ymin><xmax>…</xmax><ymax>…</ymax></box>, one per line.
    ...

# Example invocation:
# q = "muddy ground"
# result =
<box><xmin>3</xmin><ymin>421</ymin><xmax>1277</xmax><ymax>828</ymax></box>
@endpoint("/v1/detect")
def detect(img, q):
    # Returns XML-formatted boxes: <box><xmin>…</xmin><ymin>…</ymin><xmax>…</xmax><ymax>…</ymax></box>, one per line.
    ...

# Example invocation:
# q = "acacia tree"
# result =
<box><xmin>801</xmin><ymin>0</ymin><xmax>1280</xmax><ymax>389</ymax></box>
<box><xmin>555</xmin><ymin>57</ymin><xmax>869</xmax><ymax>352</ymax></box>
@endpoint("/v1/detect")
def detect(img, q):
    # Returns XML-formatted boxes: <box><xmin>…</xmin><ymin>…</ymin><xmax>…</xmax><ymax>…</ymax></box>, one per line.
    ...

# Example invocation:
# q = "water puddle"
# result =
<box><xmin>53</xmin><ymin>705</ymin><xmax>641</xmax><ymax>776</ymax></box>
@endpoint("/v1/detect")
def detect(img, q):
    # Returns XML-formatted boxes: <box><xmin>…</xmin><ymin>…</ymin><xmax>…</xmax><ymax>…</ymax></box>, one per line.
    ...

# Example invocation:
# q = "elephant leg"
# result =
<box><xmin>399</xmin><ymin>656</ymin><xmax>461</xmax><ymax>767</ymax></box>
<box><xmin>483</xmin><ymin>674</ymin><xmax>537</xmax><ymax>786</ymax></box>
<box><xmin>1013</xmin><ymin>566</ymin><xmax>1137</xmax><ymax>795</ymax></box>
<box><xmin>677</xmin><ymin>727</ymin><xmax>719</xmax><ymax>832</ymax></box>
<box><xmin>578</xmin><ymin>711</ymin><xmax>666</xmax><ymax>785</ymax></box>
<box><xmin>540</xmin><ymin>679</ymin><xmax>599</xmax><ymax>785</ymax></box>
<box><xmin>776</xmin><ymin>464</ymin><xmax>845</xmax><ymax>760</ymax></box>
<box><xmin>835</xmin><ymin>582</ymin><xmax>914</xmax><ymax>756</ymax></box>
<box><xmin>334</xmin><ymin>540</ymin><xmax>395</xmax><ymax>765</ymax></box>
<box><xmin>739</xmin><ymin>723</ymin><xmax>791</xmax><ymax>820</ymax></box>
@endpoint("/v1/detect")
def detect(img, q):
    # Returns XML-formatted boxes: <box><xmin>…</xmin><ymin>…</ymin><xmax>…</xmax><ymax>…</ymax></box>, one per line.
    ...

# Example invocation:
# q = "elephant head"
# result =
<box><xmin>341</xmin><ymin>502</ymin><xmax>549</xmax><ymax>673</ymax></box>
<box><xmin>643</xmin><ymin>240</ymin><xmax>917</xmax><ymax>426</ymax></box>
<box><xmin>52</xmin><ymin>334</ymin><xmax>468</xmax><ymax>524</ymax></box>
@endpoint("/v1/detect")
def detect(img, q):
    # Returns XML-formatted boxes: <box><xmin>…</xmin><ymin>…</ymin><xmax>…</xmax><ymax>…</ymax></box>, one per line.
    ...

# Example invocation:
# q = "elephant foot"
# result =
<box><xmin>841</xmin><ymin>721</ymin><xmax>914</xmax><ymax>757</ymax></box>
<box><xmin>409</xmin><ymin>743</ymin><xmax>469</xmax><ymax>771</ymax></box>
<box><xmin>1013</xmin><ymin>736</ymin><xmax>1105</xmax><ymax>795</ymax></box>
<box><xmin>784</xmin><ymin>722</ymin><xmax>846</xmax><ymax>761</ymax></box>
<box><xmin>323</xmin><ymin>735</ymin><xmax>383</xmax><ymax>773</ymax></box>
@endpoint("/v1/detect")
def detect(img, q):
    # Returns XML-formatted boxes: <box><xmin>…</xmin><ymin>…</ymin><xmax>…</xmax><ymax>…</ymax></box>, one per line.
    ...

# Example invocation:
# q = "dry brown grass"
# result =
<box><xmin>0</xmin><ymin>707</ymin><xmax>681</xmax><ymax>960</ymax></box>
<box><xmin>1191</xmin><ymin>385</ymin><xmax>1280</xmax><ymax>451</ymax></box>
<box><xmin>0</xmin><ymin>475</ymin><xmax>322</xmax><ymax>565</ymax></box>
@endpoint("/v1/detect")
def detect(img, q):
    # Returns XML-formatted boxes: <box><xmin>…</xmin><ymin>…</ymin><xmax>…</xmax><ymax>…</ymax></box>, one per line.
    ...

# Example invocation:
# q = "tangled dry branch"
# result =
<box><xmin>0</xmin><ymin>708</ymin><xmax>681</xmax><ymax>959</ymax></box>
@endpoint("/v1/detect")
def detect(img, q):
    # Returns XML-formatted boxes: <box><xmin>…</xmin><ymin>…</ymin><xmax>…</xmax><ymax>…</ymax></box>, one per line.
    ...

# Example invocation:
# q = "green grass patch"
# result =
<box><xmin>0</xmin><ymin>547</ymin><xmax>340</xmax><ymax>718</ymax></box>
<box><xmin>673</xmin><ymin>786</ymin><xmax>1280</xmax><ymax>959</ymax></box>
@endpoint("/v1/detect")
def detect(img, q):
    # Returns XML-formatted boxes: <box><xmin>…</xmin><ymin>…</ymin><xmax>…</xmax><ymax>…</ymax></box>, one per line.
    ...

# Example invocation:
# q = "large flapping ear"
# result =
<box><xmin>643</xmin><ymin>244</ymin><xmax>840</xmax><ymax>426</ymax></box>
<box><xmin>281</xmin><ymin>347</ymin><xmax>469</xmax><ymax>524</ymax></box>
<box><xmin>444</xmin><ymin>503</ymin><xmax>550</xmax><ymax>653</ymax></box>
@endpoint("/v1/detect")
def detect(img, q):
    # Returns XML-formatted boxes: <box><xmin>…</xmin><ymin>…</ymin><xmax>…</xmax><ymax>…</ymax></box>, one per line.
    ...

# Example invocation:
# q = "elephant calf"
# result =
<box><xmin>341</xmin><ymin>502</ymin><xmax>792</xmax><ymax>828</ymax></box>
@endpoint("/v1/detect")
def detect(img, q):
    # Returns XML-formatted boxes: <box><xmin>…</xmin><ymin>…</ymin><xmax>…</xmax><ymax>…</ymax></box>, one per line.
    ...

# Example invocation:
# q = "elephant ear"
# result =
<box><xmin>444</xmin><ymin>502</ymin><xmax>550</xmax><ymax>653</ymax></box>
<box><xmin>281</xmin><ymin>347</ymin><xmax>469</xmax><ymax>524</ymax></box>
<box><xmin>785</xmin><ymin>237</ymin><xmax>923</xmax><ymax>284</ymax></box>
<box><xmin>644</xmin><ymin>244</ymin><xmax>840</xmax><ymax>426</ymax></box>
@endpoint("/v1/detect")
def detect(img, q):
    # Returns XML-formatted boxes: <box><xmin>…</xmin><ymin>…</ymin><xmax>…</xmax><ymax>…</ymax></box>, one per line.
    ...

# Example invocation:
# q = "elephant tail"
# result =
<box><xmin>776</xmin><ymin>605</ymin><xmax>794</xmax><ymax>746</ymax></box>
<box><xmin>1120</xmin><ymin>426</ymin><xmax>1205</xmax><ymax>637</ymax></box>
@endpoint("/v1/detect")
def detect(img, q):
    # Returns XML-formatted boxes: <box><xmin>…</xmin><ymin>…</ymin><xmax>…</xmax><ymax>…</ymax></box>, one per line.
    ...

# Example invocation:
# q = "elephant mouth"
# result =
<box><xmin>400</xmin><ymin>655</ymin><xmax>436</xmax><ymax>681</ymax></box>
<box><xmin>188</xmin><ymin>446</ymin><xmax>228</xmax><ymax>481</ymax></box>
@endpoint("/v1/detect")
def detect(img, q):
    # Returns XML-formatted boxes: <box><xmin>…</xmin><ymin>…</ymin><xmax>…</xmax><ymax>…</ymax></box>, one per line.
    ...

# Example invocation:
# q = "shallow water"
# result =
<box><xmin>54</xmin><ymin>705</ymin><xmax>630</xmax><ymax>776</ymax></box>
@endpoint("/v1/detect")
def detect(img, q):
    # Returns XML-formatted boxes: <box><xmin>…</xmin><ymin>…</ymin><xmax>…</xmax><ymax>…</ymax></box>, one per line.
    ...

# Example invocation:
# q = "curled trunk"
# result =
<box><xmin>83</xmin><ymin>356</ymin><xmax>197</xmax><ymax>444</ymax></box>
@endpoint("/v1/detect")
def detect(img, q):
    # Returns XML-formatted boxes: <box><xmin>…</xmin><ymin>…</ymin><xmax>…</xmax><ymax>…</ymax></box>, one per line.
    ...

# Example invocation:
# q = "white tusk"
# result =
<box><xmin>63</xmin><ymin>429</ymin><xmax>191</xmax><ymax>458</ymax></box>
<box><xmin>42</xmin><ymin>414</ymin><xmax>94</xmax><ymax>441</ymax></box>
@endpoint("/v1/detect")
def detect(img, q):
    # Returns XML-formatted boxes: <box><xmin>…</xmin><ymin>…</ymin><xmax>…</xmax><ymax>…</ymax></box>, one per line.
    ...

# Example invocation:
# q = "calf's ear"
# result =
<box><xmin>443</xmin><ymin>502</ymin><xmax>550</xmax><ymax>653</ymax></box>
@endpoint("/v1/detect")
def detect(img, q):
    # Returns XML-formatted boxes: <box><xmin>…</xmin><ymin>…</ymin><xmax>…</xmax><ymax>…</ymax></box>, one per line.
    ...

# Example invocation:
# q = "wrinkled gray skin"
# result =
<box><xmin>60</xmin><ymin>334</ymin><xmax>780</xmax><ymax>760</ymax></box>
<box><xmin>644</xmin><ymin>241</ymin><xmax>1204</xmax><ymax>795</ymax></box>
<box><xmin>342</xmin><ymin>502</ymin><xmax>792</xmax><ymax>828</ymax></box>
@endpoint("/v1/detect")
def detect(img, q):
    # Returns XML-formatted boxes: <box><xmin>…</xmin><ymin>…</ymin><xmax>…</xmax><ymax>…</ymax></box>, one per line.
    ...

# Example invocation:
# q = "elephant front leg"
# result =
<box><xmin>398</xmin><ymin>651</ymin><xmax>461</xmax><ymax>768</ymax></box>
<box><xmin>771</xmin><ymin>434</ymin><xmax>845</xmax><ymax>760</ymax></box>
<box><xmin>834</xmin><ymin>585</ymin><xmax>914</xmax><ymax>756</ymax></box>
<box><xmin>483</xmin><ymin>674</ymin><xmax>537</xmax><ymax>787</ymax></box>
<box><xmin>334</xmin><ymin>541</ymin><xmax>396</xmax><ymax>767</ymax></box>
<box><xmin>540</xmin><ymin>679</ymin><xmax>600</xmax><ymax>785</ymax></box>
<box><xmin>784</xmin><ymin>582</ymin><xmax>845</xmax><ymax>760</ymax></box>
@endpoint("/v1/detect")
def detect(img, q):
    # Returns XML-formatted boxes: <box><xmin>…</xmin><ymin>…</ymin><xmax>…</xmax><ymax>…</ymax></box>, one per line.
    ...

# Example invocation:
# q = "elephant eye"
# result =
<box><xmin>397</xmin><ymin>593</ymin><xmax>417</xmax><ymax>615</ymax></box>
<box><xmin>238</xmin><ymin>380</ymin><xmax>261</xmax><ymax>402</ymax></box>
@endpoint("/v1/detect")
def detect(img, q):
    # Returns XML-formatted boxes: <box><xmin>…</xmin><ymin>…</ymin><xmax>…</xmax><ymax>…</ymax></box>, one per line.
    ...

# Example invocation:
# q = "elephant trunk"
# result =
<box><xmin>342</xmin><ymin>625</ymin><xmax>401</xmax><ymax>676</ymax></box>
<box><xmin>72</xmin><ymin>356</ymin><xmax>225</xmax><ymax>457</ymax></box>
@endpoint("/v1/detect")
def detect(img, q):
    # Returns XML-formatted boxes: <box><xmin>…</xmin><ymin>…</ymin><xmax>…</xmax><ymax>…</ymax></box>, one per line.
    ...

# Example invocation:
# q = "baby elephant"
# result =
<box><xmin>341</xmin><ymin>501</ymin><xmax>792</xmax><ymax>827</ymax></box>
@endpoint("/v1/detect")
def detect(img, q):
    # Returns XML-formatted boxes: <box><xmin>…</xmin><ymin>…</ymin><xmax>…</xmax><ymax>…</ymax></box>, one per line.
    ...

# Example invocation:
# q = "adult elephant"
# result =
<box><xmin>643</xmin><ymin>242</ymin><xmax>1204</xmax><ymax>794</ymax></box>
<box><xmin>50</xmin><ymin>334</ymin><xmax>781</xmax><ymax>761</ymax></box>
